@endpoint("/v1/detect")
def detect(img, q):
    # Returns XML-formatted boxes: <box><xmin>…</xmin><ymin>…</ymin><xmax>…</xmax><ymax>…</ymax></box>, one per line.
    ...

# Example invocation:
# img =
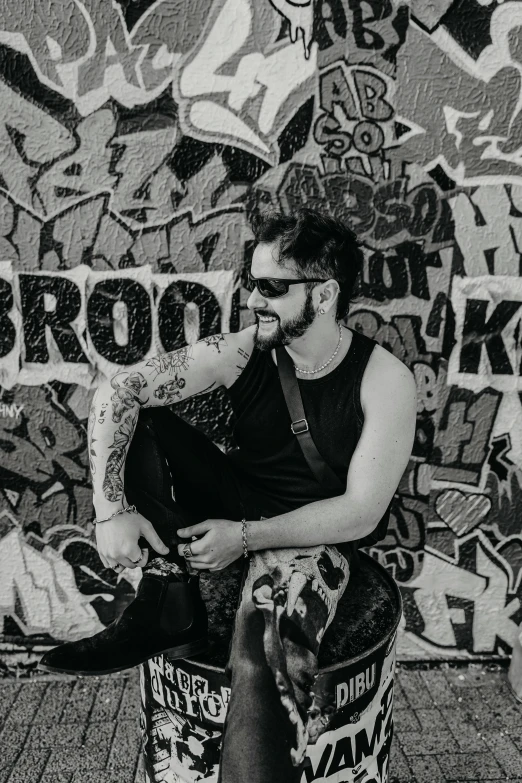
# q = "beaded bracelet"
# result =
<box><xmin>95</xmin><ymin>504</ymin><xmax>137</xmax><ymax>525</ymax></box>
<box><xmin>241</xmin><ymin>519</ymin><xmax>249</xmax><ymax>559</ymax></box>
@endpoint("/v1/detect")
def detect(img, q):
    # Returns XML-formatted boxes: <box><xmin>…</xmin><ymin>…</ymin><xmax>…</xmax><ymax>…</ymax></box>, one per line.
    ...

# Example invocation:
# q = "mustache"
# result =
<box><xmin>255</xmin><ymin>311</ymin><xmax>279</xmax><ymax>319</ymax></box>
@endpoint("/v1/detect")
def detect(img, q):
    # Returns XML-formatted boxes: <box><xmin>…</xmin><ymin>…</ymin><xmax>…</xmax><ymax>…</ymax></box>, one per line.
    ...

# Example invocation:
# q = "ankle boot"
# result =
<box><xmin>38</xmin><ymin>573</ymin><xmax>208</xmax><ymax>676</ymax></box>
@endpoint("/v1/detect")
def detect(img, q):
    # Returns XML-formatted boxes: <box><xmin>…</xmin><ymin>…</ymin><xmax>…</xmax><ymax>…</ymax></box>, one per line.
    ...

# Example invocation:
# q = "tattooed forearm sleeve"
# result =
<box><xmin>101</xmin><ymin>408</ymin><xmax>139</xmax><ymax>503</ymax></box>
<box><xmin>87</xmin><ymin>339</ymin><xmax>222</xmax><ymax>513</ymax></box>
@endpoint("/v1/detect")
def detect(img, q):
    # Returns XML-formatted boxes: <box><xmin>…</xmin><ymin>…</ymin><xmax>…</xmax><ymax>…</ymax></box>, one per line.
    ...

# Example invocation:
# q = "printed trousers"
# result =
<box><xmin>125</xmin><ymin>408</ymin><xmax>350</xmax><ymax>783</ymax></box>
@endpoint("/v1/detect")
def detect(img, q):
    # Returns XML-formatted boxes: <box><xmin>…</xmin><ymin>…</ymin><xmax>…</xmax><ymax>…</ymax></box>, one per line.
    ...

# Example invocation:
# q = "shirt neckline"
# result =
<box><xmin>267</xmin><ymin>327</ymin><xmax>358</xmax><ymax>384</ymax></box>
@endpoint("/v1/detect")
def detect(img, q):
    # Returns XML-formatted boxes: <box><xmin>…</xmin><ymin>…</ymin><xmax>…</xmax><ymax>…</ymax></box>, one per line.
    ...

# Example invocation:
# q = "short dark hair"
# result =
<box><xmin>251</xmin><ymin>208</ymin><xmax>363</xmax><ymax>319</ymax></box>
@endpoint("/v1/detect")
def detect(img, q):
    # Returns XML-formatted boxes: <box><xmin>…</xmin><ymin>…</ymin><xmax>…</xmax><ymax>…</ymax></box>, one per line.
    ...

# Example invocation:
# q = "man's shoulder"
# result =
<box><xmin>216</xmin><ymin>326</ymin><xmax>257</xmax><ymax>388</ymax></box>
<box><xmin>360</xmin><ymin>343</ymin><xmax>416</xmax><ymax>415</ymax></box>
<box><xmin>218</xmin><ymin>325</ymin><xmax>256</xmax><ymax>357</ymax></box>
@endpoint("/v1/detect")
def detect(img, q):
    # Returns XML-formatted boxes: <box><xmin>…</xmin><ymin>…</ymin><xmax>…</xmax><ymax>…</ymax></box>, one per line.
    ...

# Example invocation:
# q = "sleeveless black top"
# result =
<box><xmin>226</xmin><ymin>329</ymin><xmax>388</xmax><ymax>555</ymax></box>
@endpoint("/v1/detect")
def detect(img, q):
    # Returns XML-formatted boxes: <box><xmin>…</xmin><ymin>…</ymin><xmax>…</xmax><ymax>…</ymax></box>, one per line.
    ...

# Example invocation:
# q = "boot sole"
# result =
<box><xmin>38</xmin><ymin>638</ymin><xmax>209</xmax><ymax>677</ymax></box>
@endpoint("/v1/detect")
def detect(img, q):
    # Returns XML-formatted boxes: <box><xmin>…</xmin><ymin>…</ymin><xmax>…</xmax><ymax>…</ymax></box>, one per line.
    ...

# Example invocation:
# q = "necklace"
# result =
<box><xmin>294</xmin><ymin>323</ymin><xmax>343</xmax><ymax>375</ymax></box>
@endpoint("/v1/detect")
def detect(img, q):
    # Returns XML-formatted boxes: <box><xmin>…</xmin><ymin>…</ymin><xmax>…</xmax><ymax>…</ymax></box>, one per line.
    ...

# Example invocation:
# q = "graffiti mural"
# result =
<box><xmin>1</xmin><ymin>0</ymin><xmax>522</xmax><ymax>660</ymax></box>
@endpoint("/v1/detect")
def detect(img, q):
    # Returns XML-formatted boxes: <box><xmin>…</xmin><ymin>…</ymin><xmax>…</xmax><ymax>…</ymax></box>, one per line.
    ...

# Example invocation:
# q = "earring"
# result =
<box><xmin>319</xmin><ymin>308</ymin><xmax>325</xmax><ymax>314</ymax></box>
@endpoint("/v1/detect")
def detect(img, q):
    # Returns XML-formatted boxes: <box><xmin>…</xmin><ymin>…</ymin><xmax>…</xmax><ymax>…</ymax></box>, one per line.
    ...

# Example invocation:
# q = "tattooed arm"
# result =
<box><xmin>88</xmin><ymin>329</ymin><xmax>255</xmax><ymax>569</ymax></box>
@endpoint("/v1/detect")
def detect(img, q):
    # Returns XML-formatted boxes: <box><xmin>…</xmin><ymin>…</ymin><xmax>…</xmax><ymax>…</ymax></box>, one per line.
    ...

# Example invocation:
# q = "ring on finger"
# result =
<box><xmin>113</xmin><ymin>563</ymin><xmax>124</xmax><ymax>572</ymax></box>
<box><xmin>183</xmin><ymin>543</ymin><xmax>193</xmax><ymax>559</ymax></box>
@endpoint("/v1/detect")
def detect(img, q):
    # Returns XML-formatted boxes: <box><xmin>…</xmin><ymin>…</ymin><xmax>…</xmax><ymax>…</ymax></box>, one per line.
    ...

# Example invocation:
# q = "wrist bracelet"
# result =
<box><xmin>95</xmin><ymin>504</ymin><xmax>137</xmax><ymax>525</ymax></box>
<box><xmin>241</xmin><ymin>519</ymin><xmax>249</xmax><ymax>559</ymax></box>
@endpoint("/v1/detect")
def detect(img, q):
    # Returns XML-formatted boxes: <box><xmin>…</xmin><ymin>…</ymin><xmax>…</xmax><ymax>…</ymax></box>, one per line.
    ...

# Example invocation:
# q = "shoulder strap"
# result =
<box><xmin>275</xmin><ymin>345</ymin><xmax>344</xmax><ymax>492</ymax></box>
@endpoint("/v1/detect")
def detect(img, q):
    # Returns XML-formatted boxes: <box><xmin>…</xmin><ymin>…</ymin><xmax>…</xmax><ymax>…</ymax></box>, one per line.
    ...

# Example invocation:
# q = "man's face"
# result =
<box><xmin>247</xmin><ymin>242</ymin><xmax>318</xmax><ymax>351</ymax></box>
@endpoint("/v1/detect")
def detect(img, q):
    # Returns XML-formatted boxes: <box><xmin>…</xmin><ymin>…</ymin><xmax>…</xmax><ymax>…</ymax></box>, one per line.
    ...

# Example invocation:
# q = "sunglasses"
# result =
<box><xmin>246</xmin><ymin>271</ymin><xmax>328</xmax><ymax>298</ymax></box>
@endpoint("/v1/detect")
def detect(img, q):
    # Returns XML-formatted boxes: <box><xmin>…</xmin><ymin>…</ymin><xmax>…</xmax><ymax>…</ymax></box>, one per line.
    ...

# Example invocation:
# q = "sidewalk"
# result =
<box><xmin>1</xmin><ymin>663</ymin><xmax>522</xmax><ymax>782</ymax></box>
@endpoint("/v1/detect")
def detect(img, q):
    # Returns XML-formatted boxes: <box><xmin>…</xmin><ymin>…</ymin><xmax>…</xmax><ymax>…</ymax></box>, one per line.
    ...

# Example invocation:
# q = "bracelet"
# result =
<box><xmin>95</xmin><ymin>504</ymin><xmax>137</xmax><ymax>525</ymax></box>
<box><xmin>241</xmin><ymin>519</ymin><xmax>249</xmax><ymax>559</ymax></box>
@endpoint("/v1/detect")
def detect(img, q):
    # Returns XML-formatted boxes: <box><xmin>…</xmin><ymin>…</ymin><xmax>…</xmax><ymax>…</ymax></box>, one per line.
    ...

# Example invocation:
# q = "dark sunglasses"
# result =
<box><xmin>246</xmin><ymin>271</ymin><xmax>328</xmax><ymax>298</ymax></box>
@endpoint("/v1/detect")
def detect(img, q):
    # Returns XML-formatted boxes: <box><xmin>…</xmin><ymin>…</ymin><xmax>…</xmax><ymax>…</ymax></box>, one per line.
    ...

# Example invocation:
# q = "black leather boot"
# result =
<box><xmin>38</xmin><ymin>573</ymin><xmax>208</xmax><ymax>676</ymax></box>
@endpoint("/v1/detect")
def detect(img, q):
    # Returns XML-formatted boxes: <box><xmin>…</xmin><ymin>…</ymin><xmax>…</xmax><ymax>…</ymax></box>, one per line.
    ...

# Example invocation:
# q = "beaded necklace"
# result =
<box><xmin>294</xmin><ymin>323</ymin><xmax>343</xmax><ymax>375</ymax></box>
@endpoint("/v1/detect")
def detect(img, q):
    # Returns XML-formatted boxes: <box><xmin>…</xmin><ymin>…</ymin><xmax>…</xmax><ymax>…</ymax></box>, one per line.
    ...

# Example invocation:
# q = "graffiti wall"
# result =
<box><xmin>0</xmin><ymin>0</ymin><xmax>521</xmax><ymax>660</ymax></box>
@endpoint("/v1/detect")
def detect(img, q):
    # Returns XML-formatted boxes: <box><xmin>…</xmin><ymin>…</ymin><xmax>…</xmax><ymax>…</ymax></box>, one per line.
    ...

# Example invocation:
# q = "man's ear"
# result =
<box><xmin>319</xmin><ymin>280</ymin><xmax>339</xmax><ymax>309</ymax></box>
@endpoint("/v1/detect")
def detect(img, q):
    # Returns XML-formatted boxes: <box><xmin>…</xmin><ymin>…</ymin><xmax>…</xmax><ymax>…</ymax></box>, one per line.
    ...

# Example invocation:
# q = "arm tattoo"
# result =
<box><xmin>102</xmin><ymin>408</ymin><xmax>139</xmax><ymax>502</ymax></box>
<box><xmin>110</xmin><ymin>371</ymin><xmax>149</xmax><ymax>422</ymax></box>
<box><xmin>203</xmin><ymin>334</ymin><xmax>227</xmax><ymax>353</ymax></box>
<box><xmin>236</xmin><ymin>346</ymin><xmax>250</xmax><ymax>377</ymax></box>
<box><xmin>146</xmin><ymin>346</ymin><xmax>194</xmax><ymax>378</ymax></box>
<box><xmin>154</xmin><ymin>374</ymin><xmax>186</xmax><ymax>404</ymax></box>
<box><xmin>87</xmin><ymin>405</ymin><xmax>97</xmax><ymax>477</ymax></box>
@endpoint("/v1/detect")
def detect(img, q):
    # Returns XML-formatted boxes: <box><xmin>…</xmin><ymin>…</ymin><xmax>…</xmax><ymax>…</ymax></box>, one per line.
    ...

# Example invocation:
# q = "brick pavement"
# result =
<box><xmin>1</xmin><ymin>662</ymin><xmax>522</xmax><ymax>782</ymax></box>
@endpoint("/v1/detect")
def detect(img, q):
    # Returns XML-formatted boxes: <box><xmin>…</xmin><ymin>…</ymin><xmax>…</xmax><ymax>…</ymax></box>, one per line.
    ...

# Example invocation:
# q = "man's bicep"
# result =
<box><xmin>109</xmin><ymin>335</ymin><xmax>231</xmax><ymax>410</ymax></box>
<box><xmin>344</xmin><ymin>365</ymin><xmax>417</xmax><ymax>527</ymax></box>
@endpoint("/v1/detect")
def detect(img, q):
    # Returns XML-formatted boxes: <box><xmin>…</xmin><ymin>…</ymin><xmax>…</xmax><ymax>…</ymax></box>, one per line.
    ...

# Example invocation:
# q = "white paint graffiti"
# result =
<box><xmin>0</xmin><ymin>511</ymin><xmax>103</xmax><ymax>640</ymax></box>
<box><xmin>407</xmin><ymin>532</ymin><xmax>520</xmax><ymax>655</ymax></box>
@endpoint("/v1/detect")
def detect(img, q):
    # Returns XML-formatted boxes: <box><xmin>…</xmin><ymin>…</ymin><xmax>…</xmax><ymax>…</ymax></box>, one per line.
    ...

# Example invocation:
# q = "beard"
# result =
<box><xmin>253</xmin><ymin>289</ymin><xmax>316</xmax><ymax>351</ymax></box>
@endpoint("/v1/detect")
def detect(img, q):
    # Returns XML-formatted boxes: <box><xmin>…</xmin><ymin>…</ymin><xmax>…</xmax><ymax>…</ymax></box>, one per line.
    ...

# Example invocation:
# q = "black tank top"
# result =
<box><xmin>226</xmin><ymin>329</ymin><xmax>385</xmax><ymax>553</ymax></box>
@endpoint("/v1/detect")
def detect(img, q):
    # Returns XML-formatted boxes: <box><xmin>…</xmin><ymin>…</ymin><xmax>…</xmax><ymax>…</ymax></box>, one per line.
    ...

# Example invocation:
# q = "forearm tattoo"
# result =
<box><xmin>110</xmin><ymin>371</ymin><xmax>149</xmax><ymax>422</ymax></box>
<box><xmin>87</xmin><ymin>399</ymin><xmax>97</xmax><ymax>477</ymax></box>
<box><xmin>102</xmin><ymin>408</ymin><xmax>139</xmax><ymax>502</ymax></box>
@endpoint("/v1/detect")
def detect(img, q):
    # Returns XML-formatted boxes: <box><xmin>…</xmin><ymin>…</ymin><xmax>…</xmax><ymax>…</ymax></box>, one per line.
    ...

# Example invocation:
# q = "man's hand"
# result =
<box><xmin>96</xmin><ymin>510</ymin><xmax>170</xmax><ymax>570</ymax></box>
<box><xmin>177</xmin><ymin>519</ymin><xmax>243</xmax><ymax>571</ymax></box>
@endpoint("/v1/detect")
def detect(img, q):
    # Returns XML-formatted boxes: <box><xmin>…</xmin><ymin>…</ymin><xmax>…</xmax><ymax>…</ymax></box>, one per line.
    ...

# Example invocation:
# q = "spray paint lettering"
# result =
<box><xmin>0</xmin><ymin>266</ymin><xmax>235</xmax><ymax>387</ymax></box>
<box><xmin>0</xmin><ymin>0</ymin><xmax>521</xmax><ymax>663</ymax></box>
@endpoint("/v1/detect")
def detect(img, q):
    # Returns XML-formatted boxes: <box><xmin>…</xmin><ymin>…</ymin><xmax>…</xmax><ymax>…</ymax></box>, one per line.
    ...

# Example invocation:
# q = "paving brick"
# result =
<box><xmin>44</xmin><ymin>746</ymin><xmax>110</xmax><ymax>776</ymax></box>
<box><xmin>60</xmin><ymin>680</ymin><xmax>100</xmax><ymax>725</ymax></box>
<box><xmin>117</xmin><ymin>676</ymin><xmax>141</xmax><ymax>722</ymax></box>
<box><xmin>392</xmin><ymin>676</ymin><xmax>409</xmax><ymax>710</ymax></box>
<box><xmin>481</xmin><ymin>729</ymin><xmax>522</xmax><ymax>778</ymax></box>
<box><xmin>0</xmin><ymin>725</ymin><xmax>29</xmax><ymax>772</ymax></box>
<box><xmin>437</xmin><ymin>751</ymin><xmax>503</xmax><ymax>780</ymax></box>
<box><xmin>90</xmin><ymin>679</ymin><xmax>125</xmax><ymax>723</ymax></box>
<box><xmin>439</xmin><ymin>707</ymin><xmax>485</xmax><ymax>753</ymax></box>
<box><xmin>453</xmin><ymin>687</ymin><xmax>500</xmax><ymax>729</ymax></box>
<box><xmin>71</xmin><ymin>769</ymin><xmax>131</xmax><ymax>783</ymax></box>
<box><xmin>32</xmin><ymin>682</ymin><xmax>75</xmax><ymax>725</ymax></box>
<box><xmin>397</xmin><ymin>671</ymin><xmax>434</xmax><ymax>710</ymax></box>
<box><xmin>25</xmin><ymin>722</ymin><xmax>84</xmax><ymax>750</ymax></box>
<box><xmin>407</xmin><ymin>754</ymin><xmax>445</xmax><ymax>783</ymax></box>
<box><xmin>0</xmin><ymin>684</ymin><xmax>21</xmax><ymax>727</ymax></box>
<box><xmin>399</xmin><ymin>728</ymin><xmax>457</xmax><ymax>756</ymax></box>
<box><xmin>388</xmin><ymin>738</ymin><xmax>413</xmax><ymax>782</ymax></box>
<box><xmin>480</xmin><ymin>681</ymin><xmax>522</xmax><ymax>728</ymax></box>
<box><xmin>107</xmin><ymin>719</ymin><xmax>141</xmax><ymax>774</ymax></box>
<box><xmin>39</xmin><ymin>774</ymin><xmax>72</xmax><ymax>783</ymax></box>
<box><xmin>5</xmin><ymin>749</ymin><xmax>49</xmax><ymax>783</ymax></box>
<box><xmin>393</xmin><ymin>709</ymin><xmax>421</xmax><ymax>733</ymax></box>
<box><xmin>83</xmin><ymin>720</ymin><xmax>116</xmax><ymax>751</ymax></box>
<box><xmin>3</xmin><ymin>684</ymin><xmax>47</xmax><ymax>726</ymax></box>
<box><xmin>3</xmin><ymin>665</ymin><xmax>522</xmax><ymax>783</ymax></box>
<box><xmin>414</xmin><ymin>708</ymin><xmax>446</xmax><ymax>733</ymax></box>
<box><xmin>134</xmin><ymin>755</ymin><xmax>145</xmax><ymax>783</ymax></box>
<box><xmin>445</xmin><ymin>667</ymin><xmax>504</xmax><ymax>689</ymax></box>
<box><xmin>419</xmin><ymin>670</ymin><xmax>457</xmax><ymax>707</ymax></box>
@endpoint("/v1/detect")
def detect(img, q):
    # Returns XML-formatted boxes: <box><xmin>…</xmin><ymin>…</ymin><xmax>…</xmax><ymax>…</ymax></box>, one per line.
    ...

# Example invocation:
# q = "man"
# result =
<box><xmin>40</xmin><ymin>208</ymin><xmax>416</xmax><ymax>782</ymax></box>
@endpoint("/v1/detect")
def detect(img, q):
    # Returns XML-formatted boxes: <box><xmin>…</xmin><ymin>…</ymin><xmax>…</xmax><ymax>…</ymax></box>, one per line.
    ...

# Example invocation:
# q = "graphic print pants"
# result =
<box><xmin>125</xmin><ymin>408</ymin><xmax>351</xmax><ymax>783</ymax></box>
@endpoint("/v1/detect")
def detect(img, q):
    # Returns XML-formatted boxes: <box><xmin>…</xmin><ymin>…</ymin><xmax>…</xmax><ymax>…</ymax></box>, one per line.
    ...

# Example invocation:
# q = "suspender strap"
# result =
<box><xmin>275</xmin><ymin>345</ymin><xmax>344</xmax><ymax>492</ymax></box>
